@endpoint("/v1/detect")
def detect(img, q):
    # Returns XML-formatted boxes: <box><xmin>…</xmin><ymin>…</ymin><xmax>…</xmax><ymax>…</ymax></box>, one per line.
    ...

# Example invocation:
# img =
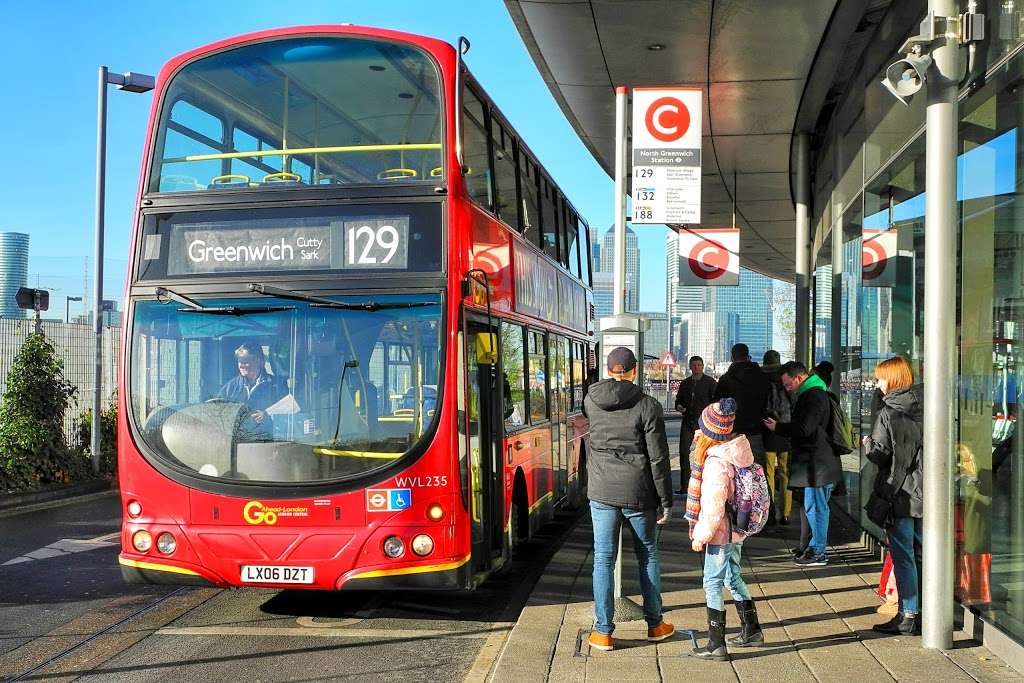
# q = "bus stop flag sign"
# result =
<box><xmin>631</xmin><ymin>87</ymin><xmax>702</xmax><ymax>224</ymax></box>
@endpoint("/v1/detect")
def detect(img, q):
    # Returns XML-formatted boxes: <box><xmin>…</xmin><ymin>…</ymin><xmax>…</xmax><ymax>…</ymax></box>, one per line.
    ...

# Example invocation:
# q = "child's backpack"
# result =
<box><xmin>728</xmin><ymin>463</ymin><xmax>771</xmax><ymax>538</ymax></box>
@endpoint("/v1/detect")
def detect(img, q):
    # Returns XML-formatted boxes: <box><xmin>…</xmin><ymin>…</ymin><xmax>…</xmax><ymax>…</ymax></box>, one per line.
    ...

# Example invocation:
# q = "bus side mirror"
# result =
<box><xmin>475</xmin><ymin>333</ymin><xmax>498</xmax><ymax>365</ymax></box>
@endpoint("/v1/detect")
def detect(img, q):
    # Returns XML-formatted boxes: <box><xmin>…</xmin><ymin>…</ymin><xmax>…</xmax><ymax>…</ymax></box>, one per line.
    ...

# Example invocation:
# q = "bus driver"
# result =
<box><xmin>217</xmin><ymin>342</ymin><xmax>287</xmax><ymax>437</ymax></box>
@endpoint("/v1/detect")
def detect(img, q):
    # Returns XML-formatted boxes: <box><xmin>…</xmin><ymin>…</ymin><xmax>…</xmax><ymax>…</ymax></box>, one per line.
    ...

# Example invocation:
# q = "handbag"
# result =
<box><xmin>864</xmin><ymin>459</ymin><xmax>913</xmax><ymax>527</ymax></box>
<box><xmin>788</xmin><ymin>457</ymin><xmax>810</xmax><ymax>488</ymax></box>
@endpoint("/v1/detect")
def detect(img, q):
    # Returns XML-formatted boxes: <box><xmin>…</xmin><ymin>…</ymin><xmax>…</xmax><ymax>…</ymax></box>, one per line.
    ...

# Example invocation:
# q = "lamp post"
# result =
<box><xmin>93</xmin><ymin>66</ymin><xmax>154</xmax><ymax>474</ymax></box>
<box><xmin>66</xmin><ymin>296</ymin><xmax>82</xmax><ymax>323</ymax></box>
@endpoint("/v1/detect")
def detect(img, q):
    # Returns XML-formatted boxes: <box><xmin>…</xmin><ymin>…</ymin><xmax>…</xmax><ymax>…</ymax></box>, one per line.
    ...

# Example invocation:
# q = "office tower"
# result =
<box><xmin>677</xmin><ymin>311</ymin><xmax>739</xmax><ymax>373</ymax></box>
<box><xmin>600</xmin><ymin>225</ymin><xmax>639</xmax><ymax>312</ymax></box>
<box><xmin>707</xmin><ymin>267</ymin><xmax>775</xmax><ymax>362</ymax></box>
<box><xmin>0</xmin><ymin>232</ymin><xmax>30</xmax><ymax>319</ymax></box>
<box><xmin>640</xmin><ymin>311</ymin><xmax>669</xmax><ymax>360</ymax></box>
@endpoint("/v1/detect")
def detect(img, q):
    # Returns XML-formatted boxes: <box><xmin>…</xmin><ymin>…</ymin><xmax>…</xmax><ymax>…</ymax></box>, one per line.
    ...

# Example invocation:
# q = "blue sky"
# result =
<box><xmin>2</xmin><ymin>1</ymin><xmax>672</xmax><ymax>319</ymax></box>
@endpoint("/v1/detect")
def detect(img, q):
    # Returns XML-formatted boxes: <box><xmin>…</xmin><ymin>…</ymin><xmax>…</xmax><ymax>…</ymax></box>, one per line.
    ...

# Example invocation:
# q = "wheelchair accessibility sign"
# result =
<box><xmin>366</xmin><ymin>488</ymin><xmax>412</xmax><ymax>512</ymax></box>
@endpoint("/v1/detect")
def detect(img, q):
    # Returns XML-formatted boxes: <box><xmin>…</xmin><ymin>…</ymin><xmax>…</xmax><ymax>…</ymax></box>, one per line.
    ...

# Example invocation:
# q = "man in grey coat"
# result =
<box><xmin>583</xmin><ymin>347</ymin><xmax>674</xmax><ymax>652</ymax></box>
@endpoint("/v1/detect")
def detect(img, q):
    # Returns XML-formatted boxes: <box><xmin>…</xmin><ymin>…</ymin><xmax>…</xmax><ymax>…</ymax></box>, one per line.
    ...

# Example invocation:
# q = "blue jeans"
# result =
<box><xmin>703</xmin><ymin>543</ymin><xmax>751</xmax><ymax>611</ymax></box>
<box><xmin>804</xmin><ymin>483</ymin><xmax>834</xmax><ymax>554</ymax></box>
<box><xmin>590</xmin><ymin>501</ymin><xmax>663</xmax><ymax>635</ymax></box>
<box><xmin>888</xmin><ymin>516</ymin><xmax>923</xmax><ymax>615</ymax></box>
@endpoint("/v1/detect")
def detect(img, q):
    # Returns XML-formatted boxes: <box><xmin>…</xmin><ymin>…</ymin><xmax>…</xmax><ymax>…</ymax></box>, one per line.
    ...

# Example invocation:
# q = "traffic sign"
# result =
<box><xmin>630</xmin><ymin>87</ymin><xmax>702</xmax><ymax>224</ymax></box>
<box><xmin>660</xmin><ymin>352</ymin><xmax>677</xmax><ymax>367</ymax></box>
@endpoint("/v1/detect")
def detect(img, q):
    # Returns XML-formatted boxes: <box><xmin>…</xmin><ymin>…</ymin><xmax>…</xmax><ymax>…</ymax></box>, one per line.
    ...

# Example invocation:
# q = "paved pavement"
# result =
<box><xmin>489</xmin><ymin>425</ymin><xmax>1022</xmax><ymax>682</ymax></box>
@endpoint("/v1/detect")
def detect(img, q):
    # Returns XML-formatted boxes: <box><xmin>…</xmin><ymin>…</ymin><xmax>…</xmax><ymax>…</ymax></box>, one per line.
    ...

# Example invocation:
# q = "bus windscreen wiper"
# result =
<box><xmin>155</xmin><ymin>287</ymin><xmax>294</xmax><ymax>316</ymax></box>
<box><xmin>248</xmin><ymin>283</ymin><xmax>436</xmax><ymax>312</ymax></box>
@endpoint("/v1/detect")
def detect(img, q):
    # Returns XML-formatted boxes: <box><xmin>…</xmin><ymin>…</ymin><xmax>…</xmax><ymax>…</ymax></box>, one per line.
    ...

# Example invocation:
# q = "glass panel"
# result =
<box><xmin>491</xmin><ymin>119</ymin><xmax>518</xmax><ymax>228</ymax></box>
<box><xmin>501</xmin><ymin>322</ymin><xmax>526</xmax><ymax>429</ymax></box>
<box><xmin>578</xmin><ymin>218</ymin><xmax>592</xmax><ymax>286</ymax></box>
<box><xmin>463</xmin><ymin>88</ymin><xmax>493</xmax><ymax>211</ymax></box>
<box><xmin>563</xmin><ymin>204</ymin><xmax>580</xmax><ymax>276</ymax></box>
<box><xmin>540</xmin><ymin>178</ymin><xmax>559</xmax><ymax>260</ymax></box>
<box><xmin>519</xmin><ymin>155</ymin><xmax>541</xmax><ymax>246</ymax></box>
<box><xmin>813</xmin><ymin>255</ymin><xmax>832</xmax><ymax>365</ymax></box>
<box><xmin>129</xmin><ymin>293</ymin><xmax>442</xmax><ymax>484</ymax></box>
<box><xmin>571</xmin><ymin>342</ymin><xmax>585</xmax><ymax>410</ymax></box>
<box><xmin>151</xmin><ymin>37</ymin><xmax>443</xmax><ymax>192</ymax></box>
<box><xmin>528</xmin><ymin>331</ymin><xmax>549</xmax><ymax>423</ymax></box>
<box><xmin>836</xmin><ymin>199</ymin><xmax>863</xmax><ymax>523</ymax></box>
<box><xmin>955</xmin><ymin>56</ymin><xmax>1024</xmax><ymax>642</ymax></box>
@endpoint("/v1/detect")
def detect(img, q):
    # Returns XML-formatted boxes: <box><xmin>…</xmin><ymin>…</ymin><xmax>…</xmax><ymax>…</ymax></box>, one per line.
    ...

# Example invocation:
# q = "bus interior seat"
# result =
<box><xmin>208</xmin><ymin>174</ymin><xmax>252</xmax><ymax>190</ymax></box>
<box><xmin>149</xmin><ymin>401</ymin><xmax>247</xmax><ymax>477</ymax></box>
<box><xmin>261</xmin><ymin>172</ymin><xmax>303</xmax><ymax>186</ymax></box>
<box><xmin>377</xmin><ymin>168</ymin><xmax>417</xmax><ymax>181</ymax></box>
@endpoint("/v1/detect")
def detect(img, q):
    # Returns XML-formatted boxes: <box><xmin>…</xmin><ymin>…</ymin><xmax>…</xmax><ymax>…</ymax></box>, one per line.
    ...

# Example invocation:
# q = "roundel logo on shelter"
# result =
<box><xmin>676</xmin><ymin>228</ymin><xmax>740</xmax><ymax>287</ymax></box>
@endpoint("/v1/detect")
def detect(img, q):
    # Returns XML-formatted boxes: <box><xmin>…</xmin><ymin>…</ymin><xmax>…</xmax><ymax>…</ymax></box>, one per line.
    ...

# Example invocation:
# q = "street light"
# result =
<box><xmin>93</xmin><ymin>66</ymin><xmax>154</xmax><ymax>474</ymax></box>
<box><xmin>66</xmin><ymin>296</ymin><xmax>82</xmax><ymax>323</ymax></box>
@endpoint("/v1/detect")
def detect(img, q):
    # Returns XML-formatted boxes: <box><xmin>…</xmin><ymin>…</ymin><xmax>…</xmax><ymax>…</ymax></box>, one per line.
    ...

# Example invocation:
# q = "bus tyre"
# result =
<box><xmin>509</xmin><ymin>500</ymin><xmax>521</xmax><ymax>553</ymax></box>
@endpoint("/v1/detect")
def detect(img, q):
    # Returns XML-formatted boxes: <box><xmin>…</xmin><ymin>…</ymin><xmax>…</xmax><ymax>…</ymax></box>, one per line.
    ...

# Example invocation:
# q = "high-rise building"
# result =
<box><xmin>589</xmin><ymin>224</ymin><xmax>602</xmax><ymax>276</ymax></box>
<box><xmin>813</xmin><ymin>265</ymin><xmax>833</xmax><ymax>363</ymax></box>
<box><xmin>677</xmin><ymin>311</ymin><xmax>739</xmax><ymax>374</ymax></box>
<box><xmin>640</xmin><ymin>311</ymin><xmax>669</xmax><ymax>360</ymax></box>
<box><xmin>665</xmin><ymin>231</ymin><xmax>706</xmax><ymax>321</ymax></box>
<box><xmin>593</xmin><ymin>271</ymin><xmax>636</xmax><ymax>320</ymax></box>
<box><xmin>600</xmin><ymin>225</ymin><xmax>639</xmax><ymax>312</ymax></box>
<box><xmin>0</xmin><ymin>232</ymin><xmax>30</xmax><ymax>319</ymax></box>
<box><xmin>706</xmin><ymin>268</ymin><xmax>774</xmax><ymax>362</ymax></box>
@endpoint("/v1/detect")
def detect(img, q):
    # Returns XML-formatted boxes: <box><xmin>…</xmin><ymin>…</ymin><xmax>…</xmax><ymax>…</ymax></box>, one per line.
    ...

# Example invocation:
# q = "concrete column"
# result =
<box><xmin>795</xmin><ymin>132</ymin><xmax>812</xmax><ymax>367</ymax></box>
<box><xmin>613</xmin><ymin>87</ymin><xmax>628</xmax><ymax>316</ymax></box>
<box><xmin>921</xmin><ymin>0</ymin><xmax>958</xmax><ymax>651</ymax></box>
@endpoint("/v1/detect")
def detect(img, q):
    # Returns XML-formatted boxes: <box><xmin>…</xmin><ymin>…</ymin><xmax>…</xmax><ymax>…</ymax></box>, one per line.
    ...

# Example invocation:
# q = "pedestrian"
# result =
<box><xmin>583</xmin><ymin>347</ymin><xmax>675</xmax><ymax>651</ymax></box>
<box><xmin>762</xmin><ymin>350</ymin><xmax>793</xmax><ymax>525</ymax></box>
<box><xmin>689</xmin><ymin>430</ymin><xmax>762</xmax><ymax>660</ymax></box>
<box><xmin>763</xmin><ymin>361</ymin><xmax>842</xmax><ymax>566</ymax></box>
<box><xmin>674</xmin><ymin>355</ymin><xmax>717</xmax><ymax>493</ymax></box>
<box><xmin>714</xmin><ymin>344</ymin><xmax>771</xmax><ymax>513</ymax></box>
<box><xmin>814</xmin><ymin>360</ymin><xmax>835</xmax><ymax>389</ymax></box>
<box><xmin>863</xmin><ymin>356</ymin><xmax>923</xmax><ymax>635</ymax></box>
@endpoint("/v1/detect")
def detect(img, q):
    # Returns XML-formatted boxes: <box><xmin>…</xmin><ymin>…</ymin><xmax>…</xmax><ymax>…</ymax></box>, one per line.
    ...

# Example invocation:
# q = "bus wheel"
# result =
<box><xmin>509</xmin><ymin>473</ymin><xmax>528</xmax><ymax>553</ymax></box>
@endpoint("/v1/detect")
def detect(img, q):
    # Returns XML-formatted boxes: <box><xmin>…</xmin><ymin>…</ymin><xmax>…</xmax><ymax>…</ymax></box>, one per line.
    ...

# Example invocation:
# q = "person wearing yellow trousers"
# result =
<box><xmin>762</xmin><ymin>350</ymin><xmax>793</xmax><ymax>525</ymax></box>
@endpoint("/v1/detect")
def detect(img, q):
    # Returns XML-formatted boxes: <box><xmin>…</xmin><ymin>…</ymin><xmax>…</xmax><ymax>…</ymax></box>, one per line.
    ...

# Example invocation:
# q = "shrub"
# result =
<box><xmin>77</xmin><ymin>395</ymin><xmax>118</xmax><ymax>477</ymax></box>
<box><xmin>0</xmin><ymin>330</ymin><xmax>84</xmax><ymax>490</ymax></box>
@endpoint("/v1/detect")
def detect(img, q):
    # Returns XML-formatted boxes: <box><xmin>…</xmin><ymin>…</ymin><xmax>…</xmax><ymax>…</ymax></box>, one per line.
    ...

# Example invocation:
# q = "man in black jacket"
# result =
<box><xmin>714</xmin><ymin>343</ymin><xmax>770</xmax><ymax>468</ymax></box>
<box><xmin>583</xmin><ymin>347</ymin><xmax>674</xmax><ymax>651</ymax></box>
<box><xmin>764</xmin><ymin>361</ymin><xmax>842</xmax><ymax>567</ymax></box>
<box><xmin>674</xmin><ymin>355</ymin><xmax>717</xmax><ymax>492</ymax></box>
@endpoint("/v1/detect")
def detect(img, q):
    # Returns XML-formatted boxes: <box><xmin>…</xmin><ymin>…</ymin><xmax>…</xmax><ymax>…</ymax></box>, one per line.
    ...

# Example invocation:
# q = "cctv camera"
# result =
<box><xmin>880</xmin><ymin>53</ymin><xmax>933</xmax><ymax>106</ymax></box>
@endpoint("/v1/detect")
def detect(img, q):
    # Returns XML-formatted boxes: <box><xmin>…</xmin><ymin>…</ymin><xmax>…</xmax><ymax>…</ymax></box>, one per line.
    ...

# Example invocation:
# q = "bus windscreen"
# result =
<box><xmin>149</xmin><ymin>36</ymin><xmax>443</xmax><ymax>192</ymax></box>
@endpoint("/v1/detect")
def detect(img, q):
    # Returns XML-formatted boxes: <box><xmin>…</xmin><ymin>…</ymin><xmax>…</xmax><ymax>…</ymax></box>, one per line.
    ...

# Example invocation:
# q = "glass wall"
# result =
<box><xmin>955</xmin><ymin>51</ymin><xmax>1024</xmax><ymax>642</ymax></box>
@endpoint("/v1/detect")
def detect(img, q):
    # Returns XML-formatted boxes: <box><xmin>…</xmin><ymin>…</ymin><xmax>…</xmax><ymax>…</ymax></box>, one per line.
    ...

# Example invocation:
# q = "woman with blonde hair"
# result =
<box><xmin>863</xmin><ymin>356</ymin><xmax>924</xmax><ymax>635</ymax></box>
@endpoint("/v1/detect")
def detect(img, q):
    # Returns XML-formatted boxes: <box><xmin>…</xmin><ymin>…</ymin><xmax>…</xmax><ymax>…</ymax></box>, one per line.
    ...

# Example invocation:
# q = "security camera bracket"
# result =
<box><xmin>898</xmin><ymin>9</ymin><xmax>985</xmax><ymax>55</ymax></box>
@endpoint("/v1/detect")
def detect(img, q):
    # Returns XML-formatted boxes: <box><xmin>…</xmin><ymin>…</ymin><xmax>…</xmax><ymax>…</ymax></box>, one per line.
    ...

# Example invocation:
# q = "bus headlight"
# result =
<box><xmin>156</xmin><ymin>532</ymin><xmax>177</xmax><ymax>555</ymax></box>
<box><xmin>411</xmin><ymin>534</ymin><xmax>434</xmax><ymax>557</ymax></box>
<box><xmin>132</xmin><ymin>530</ymin><xmax>153</xmax><ymax>553</ymax></box>
<box><xmin>382</xmin><ymin>536</ymin><xmax>405</xmax><ymax>558</ymax></box>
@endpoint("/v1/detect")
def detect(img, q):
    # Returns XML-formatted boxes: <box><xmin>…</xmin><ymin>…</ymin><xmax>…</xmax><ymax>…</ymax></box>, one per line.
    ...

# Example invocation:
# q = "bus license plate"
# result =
<box><xmin>241</xmin><ymin>565</ymin><xmax>314</xmax><ymax>584</ymax></box>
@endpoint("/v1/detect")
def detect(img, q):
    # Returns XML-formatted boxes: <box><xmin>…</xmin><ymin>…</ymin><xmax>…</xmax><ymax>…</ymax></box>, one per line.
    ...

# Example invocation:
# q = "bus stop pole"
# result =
<box><xmin>91</xmin><ymin>66</ymin><xmax>109</xmax><ymax>475</ymax></box>
<box><xmin>608</xmin><ymin>85</ymin><xmax>644</xmax><ymax>620</ymax></box>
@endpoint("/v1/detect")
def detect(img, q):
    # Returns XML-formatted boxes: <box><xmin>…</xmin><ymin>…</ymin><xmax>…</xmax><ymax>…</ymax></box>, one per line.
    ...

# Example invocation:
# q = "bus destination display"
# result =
<box><xmin>162</xmin><ymin>216</ymin><xmax>410</xmax><ymax>275</ymax></box>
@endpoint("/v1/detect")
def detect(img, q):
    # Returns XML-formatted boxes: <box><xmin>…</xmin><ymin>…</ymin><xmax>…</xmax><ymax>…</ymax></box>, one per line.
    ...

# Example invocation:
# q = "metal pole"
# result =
<box><xmin>91</xmin><ymin>66</ymin><xmax>108</xmax><ymax>475</ymax></box>
<box><xmin>795</xmin><ymin>132</ymin><xmax>812</xmax><ymax>367</ymax></box>
<box><xmin>613</xmin><ymin>86</ymin><xmax>628</xmax><ymax>316</ymax></box>
<box><xmin>922</xmin><ymin>0</ymin><xmax>958</xmax><ymax>650</ymax></box>
<box><xmin>831</xmin><ymin>203</ymin><xmax>843</xmax><ymax>393</ymax></box>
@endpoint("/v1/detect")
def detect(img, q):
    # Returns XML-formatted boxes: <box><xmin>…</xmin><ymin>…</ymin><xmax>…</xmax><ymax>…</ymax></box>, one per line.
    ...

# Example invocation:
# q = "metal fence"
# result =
<box><xmin>0</xmin><ymin>318</ymin><xmax>120</xmax><ymax>443</ymax></box>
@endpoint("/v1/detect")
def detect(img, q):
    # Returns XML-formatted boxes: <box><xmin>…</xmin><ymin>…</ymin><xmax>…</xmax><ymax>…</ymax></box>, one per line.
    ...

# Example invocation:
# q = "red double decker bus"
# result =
<box><xmin>118</xmin><ymin>25</ymin><xmax>595</xmax><ymax>591</ymax></box>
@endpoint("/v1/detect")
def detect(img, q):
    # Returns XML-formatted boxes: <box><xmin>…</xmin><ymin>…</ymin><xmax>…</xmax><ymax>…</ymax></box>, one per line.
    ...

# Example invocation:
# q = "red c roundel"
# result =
<box><xmin>688</xmin><ymin>239</ymin><xmax>730</xmax><ymax>280</ymax></box>
<box><xmin>645</xmin><ymin>97</ymin><xmax>690</xmax><ymax>143</ymax></box>
<box><xmin>863</xmin><ymin>240</ymin><xmax>887</xmax><ymax>280</ymax></box>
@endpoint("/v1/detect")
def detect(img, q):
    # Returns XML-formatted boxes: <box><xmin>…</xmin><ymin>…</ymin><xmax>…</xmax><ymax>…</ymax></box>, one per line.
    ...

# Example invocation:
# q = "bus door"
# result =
<box><xmin>465</xmin><ymin>321</ymin><xmax>505</xmax><ymax>571</ymax></box>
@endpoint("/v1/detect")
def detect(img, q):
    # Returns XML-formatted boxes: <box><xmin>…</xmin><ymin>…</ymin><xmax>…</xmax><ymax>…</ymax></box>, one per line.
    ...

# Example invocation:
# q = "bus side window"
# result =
<box><xmin>518</xmin><ymin>153</ymin><xmax>541</xmax><ymax>247</ymax></box>
<box><xmin>490</xmin><ymin>119</ymin><xmax>519</xmax><ymax>229</ymax></box>
<box><xmin>462</xmin><ymin>87</ymin><xmax>493</xmax><ymax>211</ymax></box>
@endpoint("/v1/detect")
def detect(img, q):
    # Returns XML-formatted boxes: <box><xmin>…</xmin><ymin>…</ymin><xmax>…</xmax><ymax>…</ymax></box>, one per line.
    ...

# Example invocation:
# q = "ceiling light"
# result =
<box><xmin>647</xmin><ymin>44</ymin><xmax>665</xmax><ymax>51</ymax></box>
